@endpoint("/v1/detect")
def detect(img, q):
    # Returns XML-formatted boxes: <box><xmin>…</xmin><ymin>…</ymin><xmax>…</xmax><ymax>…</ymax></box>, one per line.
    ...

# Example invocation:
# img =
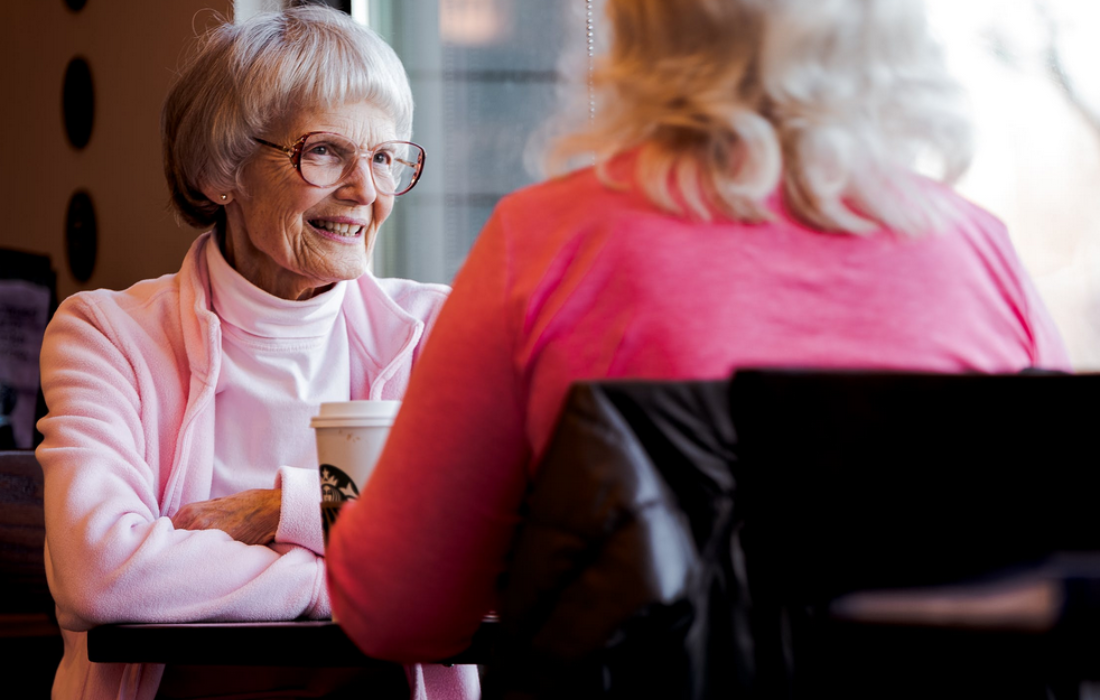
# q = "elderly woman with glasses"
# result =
<box><xmin>35</xmin><ymin>7</ymin><xmax>476</xmax><ymax>700</ymax></box>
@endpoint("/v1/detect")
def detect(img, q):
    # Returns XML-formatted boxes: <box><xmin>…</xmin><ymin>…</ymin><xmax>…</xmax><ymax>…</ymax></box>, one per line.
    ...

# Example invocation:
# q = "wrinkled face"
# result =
<box><xmin>220</xmin><ymin>101</ymin><xmax>398</xmax><ymax>300</ymax></box>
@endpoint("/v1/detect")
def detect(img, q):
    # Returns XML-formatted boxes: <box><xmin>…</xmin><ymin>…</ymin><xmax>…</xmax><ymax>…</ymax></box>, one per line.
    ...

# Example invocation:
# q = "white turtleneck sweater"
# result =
<box><xmin>205</xmin><ymin>239</ymin><xmax>351</xmax><ymax>499</ymax></box>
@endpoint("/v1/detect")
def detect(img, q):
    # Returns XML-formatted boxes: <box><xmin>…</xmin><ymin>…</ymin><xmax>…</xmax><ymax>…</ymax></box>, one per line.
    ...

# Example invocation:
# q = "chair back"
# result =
<box><xmin>0</xmin><ymin>449</ymin><xmax>52</xmax><ymax>614</ymax></box>
<box><xmin>731</xmin><ymin>369</ymin><xmax>1100</xmax><ymax>601</ymax></box>
<box><xmin>730</xmin><ymin>368</ymin><xmax>1100</xmax><ymax>699</ymax></box>
<box><xmin>0</xmin><ymin>449</ymin><xmax>61</xmax><ymax>697</ymax></box>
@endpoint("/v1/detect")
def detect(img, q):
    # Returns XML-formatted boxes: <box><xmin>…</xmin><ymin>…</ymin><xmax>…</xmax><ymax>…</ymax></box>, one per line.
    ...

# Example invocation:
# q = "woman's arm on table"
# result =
<box><xmin>327</xmin><ymin>210</ymin><xmax>531</xmax><ymax>662</ymax></box>
<box><xmin>170</xmin><ymin>468</ymin><xmax>323</xmax><ymax>554</ymax></box>
<box><xmin>38</xmin><ymin>296</ymin><xmax>329</xmax><ymax>632</ymax></box>
<box><xmin>171</xmin><ymin>488</ymin><xmax>282</xmax><ymax>545</ymax></box>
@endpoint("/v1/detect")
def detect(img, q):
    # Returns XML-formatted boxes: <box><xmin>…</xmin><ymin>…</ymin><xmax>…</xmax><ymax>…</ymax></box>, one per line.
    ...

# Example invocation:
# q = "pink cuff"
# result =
<box><xmin>273</xmin><ymin>466</ymin><xmax>325</xmax><ymax>555</ymax></box>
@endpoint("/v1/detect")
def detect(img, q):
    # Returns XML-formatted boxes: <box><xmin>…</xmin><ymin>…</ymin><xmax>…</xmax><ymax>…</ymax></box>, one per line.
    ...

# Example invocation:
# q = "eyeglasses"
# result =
<box><xmin>253</xmin><ymin>132</ymin><xmax>426</xmax><ymax>196</ymax></box>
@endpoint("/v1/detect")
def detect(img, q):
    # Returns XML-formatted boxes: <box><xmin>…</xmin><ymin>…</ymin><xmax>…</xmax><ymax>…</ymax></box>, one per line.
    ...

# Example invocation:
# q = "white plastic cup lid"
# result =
<box><xmin>311</xmin><ymin>400</ymin><xmax>401</xmax><ymax>428</ymax></box>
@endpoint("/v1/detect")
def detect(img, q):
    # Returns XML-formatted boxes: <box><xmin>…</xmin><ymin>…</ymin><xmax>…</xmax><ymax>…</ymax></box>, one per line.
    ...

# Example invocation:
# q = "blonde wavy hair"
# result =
<box><xmin>547</xmin><ymin>0</ymin><xmax>974</xmax><ymax>236</ymax></box>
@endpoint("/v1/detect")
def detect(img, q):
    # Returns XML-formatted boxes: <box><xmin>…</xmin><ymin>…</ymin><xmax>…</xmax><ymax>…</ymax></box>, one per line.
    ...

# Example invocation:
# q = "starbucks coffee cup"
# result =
<box><xmin>312</xmin><ymin>400</ymin><xmax>400</xmax><ymax>547</ymax></box>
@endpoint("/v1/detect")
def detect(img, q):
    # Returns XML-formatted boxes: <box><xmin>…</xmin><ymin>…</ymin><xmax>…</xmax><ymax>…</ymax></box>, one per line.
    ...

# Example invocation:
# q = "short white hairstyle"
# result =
<box><xmin>162</xmin><ymin>4</ymin><xmax>414</xmax><ymax>228</ymax></box>
<box><xmin>548</xmin><ymin>0</ymin><xmax>973</xmax><ymax>237</ymax></box>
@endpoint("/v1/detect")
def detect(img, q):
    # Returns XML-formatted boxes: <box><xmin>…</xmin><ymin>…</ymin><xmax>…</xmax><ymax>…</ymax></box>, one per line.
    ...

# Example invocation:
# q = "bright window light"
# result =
<box><xmin>351</xmin><ymin>0</ymin><xmax>369</xmax><ymax>26</ymax></box>
<box><xmin>926</xmin><ymin>0</ymin><xmax>1100</xmax><ymax>369</ymax></box>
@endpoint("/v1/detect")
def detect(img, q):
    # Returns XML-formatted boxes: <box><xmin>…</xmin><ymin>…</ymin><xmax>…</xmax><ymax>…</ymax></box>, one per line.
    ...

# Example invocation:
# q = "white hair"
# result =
<box><xmin>162</xmin><ymin>4</ymin><xmax>414</xmax><ymax>228</ymax></box>
<box><xmin>546</xmin><ymin>0</ymin><xmax>974</xmax><ymax>237</ymax></box>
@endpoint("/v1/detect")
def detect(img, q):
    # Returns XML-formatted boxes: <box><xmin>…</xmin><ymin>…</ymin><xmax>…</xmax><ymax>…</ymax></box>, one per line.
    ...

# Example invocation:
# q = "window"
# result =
<box><xmin>366</xmin><ymin>0</ymin><xmax>592</xmax><ymax>284</ymax></box>
<box><xmin>926</xmin><ymin>0</ymin><xmax>1100</xmax><ymax>368</ymax></box>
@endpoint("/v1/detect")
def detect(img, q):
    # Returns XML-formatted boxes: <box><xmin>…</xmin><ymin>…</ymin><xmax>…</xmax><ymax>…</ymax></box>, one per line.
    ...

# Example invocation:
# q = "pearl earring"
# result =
<box><xmin>220</xmin><ymin>194</ymin><xmax>228</xmax><ymax>202</ymax></box>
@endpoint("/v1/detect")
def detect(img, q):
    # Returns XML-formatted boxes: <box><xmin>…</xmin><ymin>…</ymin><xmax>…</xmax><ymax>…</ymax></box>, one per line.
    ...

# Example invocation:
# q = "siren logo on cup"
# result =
<box><xmin>320</xmin><ymin>464</ymin><xmax>359</xmax><ymax>543</ymax></box>
<box><xmin>320</xmin><ymin>463</ymin><xmax>360</xmax><ymax>502</ymax></box>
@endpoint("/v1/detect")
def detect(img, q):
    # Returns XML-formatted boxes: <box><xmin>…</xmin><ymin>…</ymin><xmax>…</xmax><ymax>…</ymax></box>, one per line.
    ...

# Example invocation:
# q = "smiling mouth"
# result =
<box><xmin>310</xmin><ymin>220</ymin><xmax>364</xmax><ymax>237</ymax></box>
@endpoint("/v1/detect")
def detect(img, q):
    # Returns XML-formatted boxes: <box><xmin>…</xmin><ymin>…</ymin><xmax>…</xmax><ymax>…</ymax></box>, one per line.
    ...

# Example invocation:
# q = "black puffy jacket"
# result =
<box><xmin>485</xmin><ymin>379</ymin><xmax>755</xmax><ymax>700</ymax></box>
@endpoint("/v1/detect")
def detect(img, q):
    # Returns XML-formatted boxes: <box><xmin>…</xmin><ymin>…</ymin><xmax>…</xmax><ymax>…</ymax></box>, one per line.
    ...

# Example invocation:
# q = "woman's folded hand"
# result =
<box><xmin>171</xmin><ymin>488</ymin><xmax>282</xmax><ymax>545</ymax></box>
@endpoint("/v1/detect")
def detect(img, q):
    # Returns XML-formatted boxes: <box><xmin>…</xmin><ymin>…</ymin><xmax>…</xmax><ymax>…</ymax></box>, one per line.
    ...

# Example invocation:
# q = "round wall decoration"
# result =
<box><xmin>63</xmin><ymin>57</ymin><xmax>95</xmax><ymax>150</ymax></box>
<box><xmin>65</xmin><ymin>190</ymin><xmax>98</xmax><ymax>282</ymax></box>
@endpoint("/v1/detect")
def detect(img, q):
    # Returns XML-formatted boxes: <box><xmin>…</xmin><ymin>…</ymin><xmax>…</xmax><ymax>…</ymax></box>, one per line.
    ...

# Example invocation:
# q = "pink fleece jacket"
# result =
<box><xmin>36</xmin><ymin>233</ymin><xmax>476</xmax><ymax>700</ymax></box>
<box><xmin>327</xmin><ymin>165</ymin><xmax>1071</xmax><ymax>663</ymax></box>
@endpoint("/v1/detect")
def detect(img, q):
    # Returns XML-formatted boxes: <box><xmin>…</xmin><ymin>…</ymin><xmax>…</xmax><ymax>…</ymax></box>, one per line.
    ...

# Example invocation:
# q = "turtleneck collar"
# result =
<box><xmin>205</xmin><ymin>234</ymin><xmax>347</xmax><ymax>340</ymax></box>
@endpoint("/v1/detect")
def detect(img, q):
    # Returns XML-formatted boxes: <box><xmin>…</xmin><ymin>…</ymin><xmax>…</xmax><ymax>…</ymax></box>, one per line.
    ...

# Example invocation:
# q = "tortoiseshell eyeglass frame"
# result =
<box><xmin>252</xmin><ymin>132</ymin><xmax>426</xmax><ymax>196</ymax></box>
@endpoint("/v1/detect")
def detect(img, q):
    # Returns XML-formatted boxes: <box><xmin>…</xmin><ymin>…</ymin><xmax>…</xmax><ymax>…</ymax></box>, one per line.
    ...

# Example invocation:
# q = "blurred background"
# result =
<box><xmin>1</xmin><ymin>0</ymin><xmax>1098</xmax><ymax>449</ymax></box>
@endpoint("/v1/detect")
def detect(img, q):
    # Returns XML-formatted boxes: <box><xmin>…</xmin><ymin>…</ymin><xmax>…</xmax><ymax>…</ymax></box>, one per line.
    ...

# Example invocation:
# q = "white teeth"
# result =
<box><xmin>313</xmin><ymin>220</ymin><xmax>362</xmax><ymax>236</ymax></box>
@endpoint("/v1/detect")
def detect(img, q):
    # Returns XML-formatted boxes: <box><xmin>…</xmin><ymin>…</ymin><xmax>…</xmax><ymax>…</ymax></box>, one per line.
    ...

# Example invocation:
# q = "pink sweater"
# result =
<box><xmin>326</xmin><ymin>164</ymin><xmax>1071</xmax><ymax>662</ymax></box>
<box><xmin>37</xmin><ymin>233</ymin><xmax>475</xmax><ymax>700</ymax></box>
